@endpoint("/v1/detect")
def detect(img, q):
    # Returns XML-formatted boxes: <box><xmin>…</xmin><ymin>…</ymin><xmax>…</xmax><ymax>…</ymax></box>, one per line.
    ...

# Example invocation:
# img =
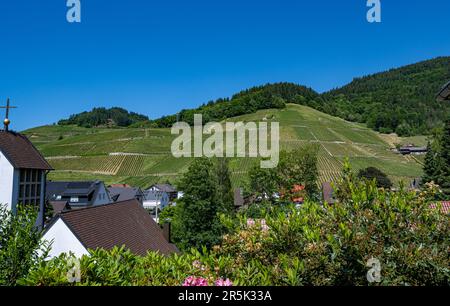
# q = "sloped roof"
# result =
<box><xmin>59</xmin><ymin>199</ymin><xmax>178</xmax><ymax>256</ymax></box>
<box><xmin>0</xmin><ymin>130</ymin><xmax>52</xmax><ymax>170</ymax></box>
<box><xmin>430</xmin><ymin>202</ymin><xmax>450</xmax><ymax>215</ymax></box>
<box><xmin>150</xmin><ymin>183</ymin><xmax>177</xmax><ymax>193</ymax></box>
<box><xmin>108</xmin><ymin>187</ymin><xmax>143</xmax><ymax>202</ymax></box>
<box><xmin>437</xmin><ymin>81</ymin><xmax>450</xmax><ymax>102</ymax></box>
<box><xmin>47</xmin><ymin>181</ymin><xmax>102</xmax><ymax>200</ymax></box>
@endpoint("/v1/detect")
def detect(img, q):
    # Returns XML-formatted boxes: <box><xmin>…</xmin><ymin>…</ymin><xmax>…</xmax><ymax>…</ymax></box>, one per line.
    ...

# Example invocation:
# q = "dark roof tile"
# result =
<box><xmin>0</xmin><ymin>131</ymin><xmax>52</xmax><ymax>170</ymax></box>
<box><xmin>60</xmin><ymin>199</ymin><xmax>178</xmax><ymax>256</ymax></box>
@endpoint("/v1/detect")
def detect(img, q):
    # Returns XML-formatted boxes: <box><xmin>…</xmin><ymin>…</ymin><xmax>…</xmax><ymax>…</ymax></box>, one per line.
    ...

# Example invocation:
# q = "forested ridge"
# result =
<box><xmin>58</xmin><ymin>107</ymin><xmax>149</xmax><ymax>128</ymax></box>
<box><xmin>58</xmin><ymin>57</ymin><xmax>450</xmax><ymax>136</ymax></box>
<box><xmin>320</xmin><ymin>56</ymin><xmax>450</xmax><ymax>136</ymax></box>
<box><xmin>149</xmin><ymin>82</ymin><xmax>319</xmax><ymax>127</ymax></box>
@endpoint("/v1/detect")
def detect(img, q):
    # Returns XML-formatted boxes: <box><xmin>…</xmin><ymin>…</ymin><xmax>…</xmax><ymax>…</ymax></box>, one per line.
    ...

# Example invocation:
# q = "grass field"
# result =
<box><xmin>23</xmin><ymin>104</ymin><xmax>424</xmax><ymax>189</ymax></box>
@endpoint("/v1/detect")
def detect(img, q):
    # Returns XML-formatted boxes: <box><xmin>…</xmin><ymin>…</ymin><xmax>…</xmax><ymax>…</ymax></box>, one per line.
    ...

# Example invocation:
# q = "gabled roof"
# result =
<box><xmin>58</xmin><ymin>199</ymin><xmax>178</xmax><ymax>256</ymax></box>
<box><xmin>150</xmin><ymin>183</ymin><xmax>177</xmax><ymax>193</ymax></box>
<box><xmin>437</xmin><ymin>81</ymin><xmax>450</xmax><ymax>102</ymax></box>
<box><xmin>108</xmin><ymin>187</ymin><xmax>143</xmax><ymax>202</ymax></box>
<box><xmin>430</xmin><ymin>201</ymin><xmax>450</xmax><ymax>215</ymax></box>
<box><xmin>0</xmin><ymin>130</ymin><xmax>52</xmax><ymax>170</ymax></box>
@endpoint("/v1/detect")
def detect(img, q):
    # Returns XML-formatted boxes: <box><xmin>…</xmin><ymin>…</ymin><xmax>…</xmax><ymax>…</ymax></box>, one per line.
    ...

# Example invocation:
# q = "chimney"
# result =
<box><xmin>162</xmin><ymin>222</ymin><xmax>171</xmax><ymax>242</ymax></box>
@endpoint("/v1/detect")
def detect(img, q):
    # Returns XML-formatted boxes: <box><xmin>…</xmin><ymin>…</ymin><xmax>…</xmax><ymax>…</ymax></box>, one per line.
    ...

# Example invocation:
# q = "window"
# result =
<box><xmin>18</xmin><ymin>169</ymin><xmax>43</xmax><ymax>207</ymax></box>
<box><xmin>70</xmin><ymin>196</ymin><xmax>79</xmax><ymax>203</ymax></box>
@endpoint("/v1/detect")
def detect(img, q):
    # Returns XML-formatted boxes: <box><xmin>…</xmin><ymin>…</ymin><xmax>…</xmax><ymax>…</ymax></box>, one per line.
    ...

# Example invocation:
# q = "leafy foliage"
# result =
<box><xmin>171</xmin><ymin>158</ymin><xmax>231</xmax><ymax>250</ymax></box>
<box><xmin>246</xmin><ymin>145</ymin><xmax>319</xmax><ymax>203</ymax></box>
<box><xmin>20</xmin><ymin>167</ymin><xmax>449</xmax><ymax>286</ymax></box>
<box><xmin>152</xmin><ymin>83</ymin><xmax>319</xmax><ymax>127</ymax></box>
<box><xmin>0</xmin><ymin>205</ymin><xmax>50</xmax><ymax>286</ymax></box>
<box><xmin>321</xmin><ymin>57</ymin><xmax>450</xmax><ymax>136</ymax></box>
<box><xmin>357</xmin><ymin>167</ymin><xmax>393</xmax><ymax>189</ymax></box>
<box><xmin>422</xmin><ymin>119</ymin><xmax>450</xmax><ymax>196</ymax></box>
<box><xmin>58</xmin><ymin>107</ymin><xmax>149</xmax><ymax>128</ymax></box>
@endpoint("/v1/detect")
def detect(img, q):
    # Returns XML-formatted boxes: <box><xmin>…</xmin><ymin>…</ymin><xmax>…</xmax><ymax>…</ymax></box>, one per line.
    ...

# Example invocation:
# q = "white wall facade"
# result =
<box><xmin>0</xmin><ymin>151</ymin><xmax>18</xmax><ymax>211</ymax></box>
<box><xmin>42</xmin><ymin>218</ymin><xmax>89</xmax><ymax>259</ymax></box>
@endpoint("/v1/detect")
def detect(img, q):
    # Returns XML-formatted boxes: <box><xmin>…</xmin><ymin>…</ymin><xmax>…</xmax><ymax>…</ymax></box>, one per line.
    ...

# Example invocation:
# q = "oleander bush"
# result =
<box><xmin>20</xmin><ymin>163</ymin><xmax>449</xmax><ymax>286</ymax></box>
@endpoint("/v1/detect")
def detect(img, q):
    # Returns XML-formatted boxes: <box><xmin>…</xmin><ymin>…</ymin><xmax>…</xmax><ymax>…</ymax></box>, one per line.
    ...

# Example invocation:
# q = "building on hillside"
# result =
<box><xmin>42</xmin><ymin>199</ymin><xmax>179</xmax><ymax>259</ymax></box>
<box><xmin>322</xmin><ymin>182</ymin><xmax>337</xmax><ymax>204</ymax></box>
<box><xmin>398</xmin><ymin>145</ymin><xmax>428</xmax><ymax>155</ymax></box>
<box><xmin>437</xmin><ymin>81</ymin><xmax>450</xmax><ymax>102</ymax></box>
<box><xmin>0</xmin><ymin>120</ymin><xmax>53</xmax><ymax>229</ymax></box>
<box><xmin>46</xmin><ymin>180</ymin><xmax>111</xmax><ymax>209</ymax></box>
<box><xmin>291</xmin><ymin>184</ymin><xmax>305</xmax><ymax>205</ymax></box>
<box><xmin>143</xmin><ymin>190</ymin><xmax>170</xmax><ymax>211</ymax></box>
<box><xmin>147</xmin><ymin>183</ymin><xmax>178</xmax><ymax>201</ymax></box>
<box><xmin>108</xmin><ymin>186</ymin><xmax>144</xmax><ymax>205</ymax></box>
<box><xmin>429</xmin><ymin>202</ymin><xmax>450</xmax><ymax>215</ymax></box>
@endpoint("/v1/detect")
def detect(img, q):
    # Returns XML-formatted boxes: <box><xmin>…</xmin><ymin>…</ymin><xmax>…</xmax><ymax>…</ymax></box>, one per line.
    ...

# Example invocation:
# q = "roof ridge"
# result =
<box><xmin>60</xmin><ymin>198</ymin><xmax>140</xmax><ymax>215</ymax></box>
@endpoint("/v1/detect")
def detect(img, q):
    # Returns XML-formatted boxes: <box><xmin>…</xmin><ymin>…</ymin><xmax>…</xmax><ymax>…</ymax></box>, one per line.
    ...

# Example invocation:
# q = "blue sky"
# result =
<box><xmin>0</xmin><ymin>0</ymin><xmax>449</xmax><ymax>131</ymax></box>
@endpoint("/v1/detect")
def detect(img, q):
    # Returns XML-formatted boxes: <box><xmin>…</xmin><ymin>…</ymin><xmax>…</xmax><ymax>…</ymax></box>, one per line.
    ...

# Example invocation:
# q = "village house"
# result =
<box><xmin>398</xmin><ymin>144</ymin><xmax>428</xmax><ymax>155</ymax></box>
<box><xmin>0</xmin><ymin>101</ymin><xmax>53</xmax><ymax>229</ymax></box>
<box><xmin>147</xmin><ymin>183</ymin><xmax>179</xmax><ymax>201</ymax></box>
<box><xmin>46</xmin><ymin>180</ymin><xmax>111</xmax><ymax>210</ymax></box>
<box><xmin>108</xmin><ymin>185</ymin><xmax>144</xmax><ymax>205</ymax></box>
<box><xmin>143</xmin><ymin>189</ymin><xmax>170</xmax><ymax>211</ymax></box>
<box><xmin>42</xmin><ymin>199</ymin><xmax>178</xmax><ymax>259</ymax></box>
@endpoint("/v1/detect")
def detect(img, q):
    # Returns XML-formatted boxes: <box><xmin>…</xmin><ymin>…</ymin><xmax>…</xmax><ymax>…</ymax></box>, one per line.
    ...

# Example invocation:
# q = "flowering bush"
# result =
<box><xmin>19</xmin><ymin>163</ymin><xmax>449</xmax><ymax>286</ymax></box>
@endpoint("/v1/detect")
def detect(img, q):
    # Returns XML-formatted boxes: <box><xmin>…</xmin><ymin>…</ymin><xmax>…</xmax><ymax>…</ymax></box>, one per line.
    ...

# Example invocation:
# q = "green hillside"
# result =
<box><xmin>23</xmin><ymin>104</ymin><xmax>424</xmax><ymax>188</ymax></box>
<box><xmin>321</xmin><ymin>56</ymin><xmax>450</xmax><ymax>136</ymax></box>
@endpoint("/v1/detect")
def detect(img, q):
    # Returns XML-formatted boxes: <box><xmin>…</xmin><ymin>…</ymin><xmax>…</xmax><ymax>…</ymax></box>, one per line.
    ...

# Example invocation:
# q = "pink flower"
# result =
<box><xmin>183</xmin><ymin>276</ymin><xmax>209</xmax><ymax>286</ymax></box>
<box><xmin>215</xmin><ymin>278</ymin><xmax>233</xmax><ymax>286</ymax></box>
<box><xmin>261</xmin><ymin>219</ymin><xmax>267</xmax><ymax>226</ymax></box>
<box><xmin>183</xmin><ymin>276</ymin><xmax>196</xmax><ymax>286</ymax></box>
<box><xmin>247</xmin><ymin>218</ymin><xmax>255</xmax><ymax>227</ymax></box>
<box><xmin>261</xmin><ymin>224</ymin><xmax>270</xmax><ymax>232</ymax></box>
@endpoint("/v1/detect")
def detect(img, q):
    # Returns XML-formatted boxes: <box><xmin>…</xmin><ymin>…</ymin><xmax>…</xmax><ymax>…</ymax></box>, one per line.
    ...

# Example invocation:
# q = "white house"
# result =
<box><xmin>0</xmin><ymin>130</ymin><xmax>53</xmax><ymax>228</ymax></box>
<box><xmin>42</xmin><ymin>199</ymin><xmax>178</xmax><ymax>259</ymax></box>
<box><xmin>143</xmin><ymin>190</ymin><xmax>170</xmax><ymax>210</ymax></box>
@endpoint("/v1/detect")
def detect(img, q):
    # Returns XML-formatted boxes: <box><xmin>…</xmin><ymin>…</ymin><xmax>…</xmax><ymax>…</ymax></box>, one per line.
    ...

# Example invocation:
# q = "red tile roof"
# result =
<box><xmin>0</xmin><ymin>131</ymin><xmax>52</xmax><ymax>170</ymax></box>
<box><xmin>59</xmin><ymin>199</ymin><xmax>178</xmax><ymax>256</ymax></box>
<box><xmin>430</xmin><ymin>201</ymin><xmax>450</xmax><ymax>215</ymax></box>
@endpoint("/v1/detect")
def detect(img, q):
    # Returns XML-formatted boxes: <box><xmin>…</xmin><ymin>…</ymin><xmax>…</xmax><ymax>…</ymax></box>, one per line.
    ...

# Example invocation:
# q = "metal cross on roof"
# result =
<box><xmin>0</xmin><ymin>98</ymin><xmax>17</xmax><ymax>131</ymax></box>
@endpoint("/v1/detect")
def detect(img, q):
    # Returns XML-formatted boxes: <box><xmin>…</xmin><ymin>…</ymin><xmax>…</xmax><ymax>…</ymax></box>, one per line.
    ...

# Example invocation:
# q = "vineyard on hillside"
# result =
<box><xmin>25</xmin><ymin>104</ymin><xmax>424</xmax><ymax>189</ymax></box>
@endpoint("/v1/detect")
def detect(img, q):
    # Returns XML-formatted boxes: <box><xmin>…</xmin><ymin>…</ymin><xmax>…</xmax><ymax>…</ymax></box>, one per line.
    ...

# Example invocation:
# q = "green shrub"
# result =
<box><xmin>0</xmin><ymin>205</ymin><xmax>50</xmax><ymax>286</ymax></box>
<box><xmin>18</xmin><ymin>162</ymin><xmax>450</xmax><ymax>286</ymax></box>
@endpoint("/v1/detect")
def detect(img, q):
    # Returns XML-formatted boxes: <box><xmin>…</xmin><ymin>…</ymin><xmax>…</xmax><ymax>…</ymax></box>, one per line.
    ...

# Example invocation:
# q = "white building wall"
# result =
<box><xmin>42</xmin><ymin>218</ymin><xmax>89</xmax><ymax>259</ymax></box>
<box><xmin>0</xmin><ymin>151</ymin><xmax>16</xmax><ymax>210</ymax></box>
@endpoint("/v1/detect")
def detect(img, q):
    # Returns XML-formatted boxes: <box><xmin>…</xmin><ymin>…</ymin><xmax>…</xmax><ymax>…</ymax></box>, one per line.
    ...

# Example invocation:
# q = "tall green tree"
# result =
<box><xmin>422</xmin><ymin>140</ymin><xmax>438</xmax><ymax>184</ymax></box>
<box><xmin>357</xmin><ymin>167</ymin><xmax>393</xmax><ymax>189</ymax></box>
<box><xmin>437</xmin><ymin>119</ymin><xmax>450</xmax><ymax>195</ymax></box>
<box><xmin>247</xmin><ymin>145</ymin><xmax>319</xmax><ymax>204</ymax></box>
<box><xmin>175</xmin><ymin>158</ymin><xmax>224</xmax><ymax>250</ymax></box>
<box><xmin>214</xmin><ymin>158</ymin><xmax>234</xmax><ymax>214</ymax></box>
